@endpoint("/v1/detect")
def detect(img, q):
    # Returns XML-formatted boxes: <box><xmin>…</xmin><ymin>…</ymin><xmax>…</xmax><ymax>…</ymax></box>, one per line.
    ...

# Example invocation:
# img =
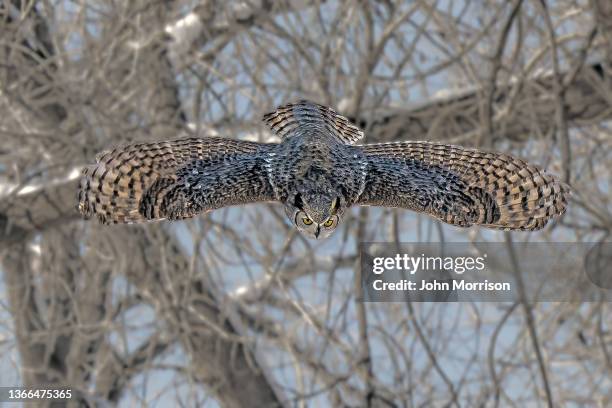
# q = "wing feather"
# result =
<box><xmin>78</xmin><ymin>137</ymin><xmax>276</xmax><ymax>224</ymax></box>
<box><xmin>358</xmin><ymin>141</ymin><xmax>570</xmax><ymax>231</ymax></box>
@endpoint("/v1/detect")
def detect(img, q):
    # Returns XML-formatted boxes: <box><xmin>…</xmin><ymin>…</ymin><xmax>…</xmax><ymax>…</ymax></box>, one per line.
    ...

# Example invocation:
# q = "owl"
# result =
<box><xmin>78</xmin><ymin>100</ymin><xmax>570</xmax><ymax>239</ymax></box>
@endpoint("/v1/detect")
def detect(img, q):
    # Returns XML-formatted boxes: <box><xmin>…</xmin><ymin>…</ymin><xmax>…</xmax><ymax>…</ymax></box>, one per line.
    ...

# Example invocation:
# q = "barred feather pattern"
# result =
<box><xmin>78</xmin><ymin>100</ymin><xmax>570</xmax><ymax>234</ymax></box>
<box><xmin>359</xmin><ymin>141</ymin><xmax>570</xmax><ymax>230</ymax></box>
<box><xmin>263</xmin><ymin>100</ymin><xmax>364</xmax><ymax>144</ymax></box>
<box><xmin>78</xmin><ymin>137</ymin><xmax>274</xmax><ymax>224</ymax></box>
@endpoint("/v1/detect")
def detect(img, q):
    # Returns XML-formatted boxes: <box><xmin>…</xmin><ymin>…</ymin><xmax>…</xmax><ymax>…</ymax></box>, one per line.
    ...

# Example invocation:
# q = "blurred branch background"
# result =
<box><xmin>0</xmin><ymin>0</ymin><xmax>610</xmax><ymax>406</ymax></box>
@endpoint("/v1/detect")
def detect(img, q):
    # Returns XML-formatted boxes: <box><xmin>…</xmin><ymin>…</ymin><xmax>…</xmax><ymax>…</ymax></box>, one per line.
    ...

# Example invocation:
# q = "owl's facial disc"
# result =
<box><xmin>293</xmin><ymin>211</ymin><xmax>339</xmax><ymax>239</ymax></box>
<box><xmin>316</xmin><ymin>214</ymin><xmax>339</xmax><ymax>240</ymax></box>
<box><xmin>287</xmin><ymin>194</ymin><xmax>341</xmax><ymax>239</ymax></box>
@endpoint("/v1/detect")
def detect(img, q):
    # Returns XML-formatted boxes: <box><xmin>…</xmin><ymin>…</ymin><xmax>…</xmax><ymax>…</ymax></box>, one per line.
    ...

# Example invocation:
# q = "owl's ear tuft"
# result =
<box><xmin>331</xmin><ymin>197</ymin><xmax>341</xmax><ymax>214</ymax></box>
<box><xmin>293</xmin><ymin>193</ymin><xmax>304</xmax><ymax>209</ymax></box>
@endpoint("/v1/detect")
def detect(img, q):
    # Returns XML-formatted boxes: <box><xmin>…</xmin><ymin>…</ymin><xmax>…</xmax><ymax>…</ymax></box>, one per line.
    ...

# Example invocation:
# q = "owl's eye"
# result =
<box><xmin>302</xmin><ymin>217</ymin><xmax>313</xmax><ymax>225</ymax></box>
<box><xmin>323</xmin><ymin>219</ymin><xmax>334</xmax><ymax>228</ymax></box>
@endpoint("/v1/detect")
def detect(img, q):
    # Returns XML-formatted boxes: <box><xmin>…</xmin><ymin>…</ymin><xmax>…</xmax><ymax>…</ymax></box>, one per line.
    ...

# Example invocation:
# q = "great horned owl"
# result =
<box><xmin>78</xmin><ymin>101</ymin><xmax>570</xmax><ymax>239</ymax></box>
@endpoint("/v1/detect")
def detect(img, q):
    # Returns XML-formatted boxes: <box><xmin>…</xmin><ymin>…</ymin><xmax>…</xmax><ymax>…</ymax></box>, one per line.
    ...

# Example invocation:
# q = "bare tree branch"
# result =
<box><xmin>0</xmin><ymin>1</ymin><xmax>610</xmax><ymax>406</ymax></box>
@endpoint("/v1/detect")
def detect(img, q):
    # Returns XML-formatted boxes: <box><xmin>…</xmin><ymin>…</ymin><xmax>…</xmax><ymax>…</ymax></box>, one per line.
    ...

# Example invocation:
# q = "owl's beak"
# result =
<box><xmin>314</xmin><ymin>225</ymin><xmax>321</xmax><ymax>239</ymax></box>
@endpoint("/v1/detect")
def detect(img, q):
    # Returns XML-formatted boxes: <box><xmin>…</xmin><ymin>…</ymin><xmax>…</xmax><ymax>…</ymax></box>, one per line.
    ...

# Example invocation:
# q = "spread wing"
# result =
<box><xmin>78</xmin><ymin>137</ymin><xmax>276</xmax><ymax>224</ymax></box>
<box><xmin>263</xmin><ymin>100</ymin><xmax>363</xmax><ymax>144</ymax></box>
<box><xmin>357</xmin><ymin>141</ymin><xmax>570</xmax><ymax>230</ymax></box>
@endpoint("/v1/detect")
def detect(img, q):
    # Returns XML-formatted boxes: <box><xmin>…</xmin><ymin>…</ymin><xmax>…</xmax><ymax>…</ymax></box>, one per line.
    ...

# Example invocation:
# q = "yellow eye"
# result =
<box><xmin>323</xmin><ymin>219</ymin><xmax>334</xmax><ymax>228</ymax></box>
<box><xmin>302</xmin><ymin>217</ymin><xmax>313</xmax><ymax>225</ymax></box>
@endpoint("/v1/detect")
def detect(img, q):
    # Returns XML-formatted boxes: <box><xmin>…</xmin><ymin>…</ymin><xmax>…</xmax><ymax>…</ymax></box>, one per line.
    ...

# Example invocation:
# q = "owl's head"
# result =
<box><xmin>285</xmin><ymin>192</ymin><xmax>342</xmax><ymax>239</ymax></box>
